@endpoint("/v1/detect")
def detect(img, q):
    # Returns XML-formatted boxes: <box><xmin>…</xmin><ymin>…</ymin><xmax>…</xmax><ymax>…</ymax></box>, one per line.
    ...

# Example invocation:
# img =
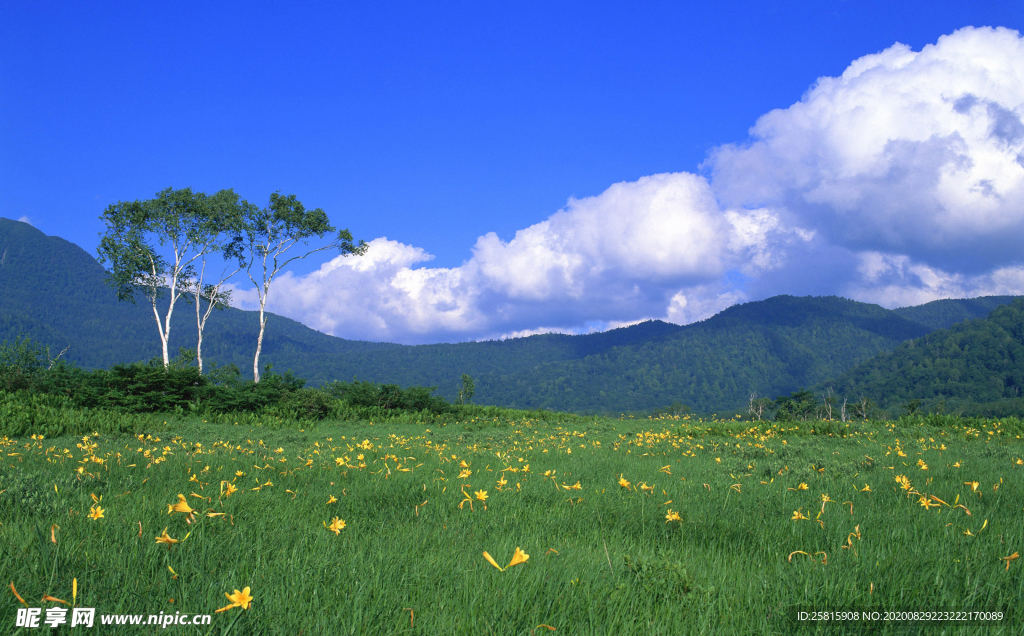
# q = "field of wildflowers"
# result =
<box><xmin>1</xmin><ymin>414</ymin><xmax>1022</xmax><ymax>634</ymax></box>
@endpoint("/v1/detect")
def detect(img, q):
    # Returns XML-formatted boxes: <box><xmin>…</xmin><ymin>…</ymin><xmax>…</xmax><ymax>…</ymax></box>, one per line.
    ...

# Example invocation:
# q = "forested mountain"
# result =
<box><xmin>819</xmin><ymin>298</ymin><xmax>1024</xmax><ymax>416</ymax></box>
<box><xmin>894</xmin><ymin>296</ymin><xmax>1020</xmax><ymax>330</ymax></box>
<box><xmin>0</xmin><ymin>217</ymin><xmax>399</xmax><ymax>372</ymax></box>
<box><xmin>1</xmin><ymin>217</ymin><xmax>1019</xmax><ymax>413</ymax></box>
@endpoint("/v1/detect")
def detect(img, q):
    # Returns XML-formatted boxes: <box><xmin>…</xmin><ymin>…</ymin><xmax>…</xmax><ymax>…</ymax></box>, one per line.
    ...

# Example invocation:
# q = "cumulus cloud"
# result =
<box><xmin>247</xmin><ymin>174</ymin><xmax>793</xmax><ymax>342</ymax></box>
<box><xmin>245</xmin><ymin>26</ymin><xmax>1024</xmax><ymax>343</ymax></box>
<box><xmin>710</xmin><ymin>26</ymin><xmax>1024</xmax><ymax>274</ymax></box>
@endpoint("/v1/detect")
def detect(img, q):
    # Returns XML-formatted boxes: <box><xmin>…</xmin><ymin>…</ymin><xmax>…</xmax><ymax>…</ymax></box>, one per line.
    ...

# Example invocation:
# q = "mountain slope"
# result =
<box><xmin>0</xmin><ymin>218</ymin><xmax>400</xmax><ymax>373</ymax></box>
<box><xmin>894</xmin><ymin>296</ymin><xmax>1019</xmax><ymax>331</ymax></box>
<box><xmin>472</xmin><ymin>295</ymin><xmax>934</xmax><ymax>413</ymax></box>
<box><xmin>2</xmin><ymin>217</ymin><xmax>1019</xmax><ymax>413</ymax></box>
<box><xmin>820</xmin><ymin>298</ymin><xmax>1024</xmax><ymax>413</ymax></box>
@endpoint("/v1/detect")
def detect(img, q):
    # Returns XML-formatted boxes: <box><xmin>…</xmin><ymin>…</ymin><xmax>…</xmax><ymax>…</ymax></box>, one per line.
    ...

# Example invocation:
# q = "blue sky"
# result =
<box><xmin>3</xmin><ymin>2</ymin><xmax>1024</xmax><ymax>343</ymax></box>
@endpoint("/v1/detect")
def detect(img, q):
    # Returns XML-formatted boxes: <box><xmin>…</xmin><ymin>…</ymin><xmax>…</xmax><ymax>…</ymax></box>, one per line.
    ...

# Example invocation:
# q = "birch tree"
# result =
<box><xmin>98</xmin><ymin>187</ymin><xmax>239</xmax><ymax>369</ymax></box>
<box><xmin>186</xmin><ymin>189</ymin><xmax>249</xmax><ymax>373</ymax></box>
<box><xmin>242</xmin><ymin>191</ymin><xmax>367</xmax><ymax>383</ymax></box>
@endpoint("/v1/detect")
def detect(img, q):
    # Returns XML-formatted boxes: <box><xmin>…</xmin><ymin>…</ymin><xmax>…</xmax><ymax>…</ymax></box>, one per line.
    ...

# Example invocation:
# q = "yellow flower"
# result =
<box><xmin>326</xmin><ymin>495</ymin><xmax>338</xmax><ymax>505</ymax></box>
<box><xmin>168</xmin><ymin>494</ymin><xmax>195</xmax><ymax>515</ymax></box>
<box><xmin>215</xmin><ymin>587</ymin><xmax>254</xmax><ymax>613</ymax></box>
<box><xmin>482</xmin><ymin>547</ymin><xmax>530</xmax><ymax>572</ymax></box>
<box><xmin>88</xmin><ymin>505</ymin><xmax>104</xmax><ymax>520</ymax></box>
<box><xmin>475</xmin><ymin>490</ymin><xmax>489</xmax><ymax>502</ymax></box>
<box><xmin>860</xmin><ymin>484</ymin><xmax>871</xmax><ymax>492</ymax></box>
<box><xmin>618</xmin><ymin>475</ymin><xmax>631</xmax><ymax>489</ymax></box>
<box><xmin>791</xmin><ymin>508</ymin><xmax>809</xmax><ymax>521</ymax></box>
<box><xmin>569</xmin><ymin>481</ymin><xmax>582</xmax><ymax>491</ymax></box>
<box><xmin>917</xmin><ymin>460</ymin><xmax>929</xmax><ymax>470</ymax></box>
<box><xmin>325</xmin><ymin>517</ymin><xmax>346</xmax><ymax>534</ymax></box>
<box><xmin>895</xmin><ymin>475</ymin><xmax>912</xmax><ymax>490</ymax></box>
<box><xmin>639</xmin><ymin>482</ymin><xmax>654</xmax><ymax>493</ymax></box>
<box><xmin>167</xmin><ymin>494</ymin><xmax>197</xmax><ymax>523</ymax></box>
<box><xmin>459</xmin><ymin>460</ymin><xmax>469</xmax><ymax>468</ymax></box>
<box><xmin>458</xmin><ymin>469</ymin><xmax>472</xmax><ymax>479</ymax></box>
<box><xmin>665</xmin><ymin>509</ymin><xmax>682</xmax><ymax>523</ymax></box>
<box><xmin>223</xmin><ymin>482</ymin><xmax>238</xmax><ymax>497</ymax></box>
<box><xmin>482</xmin><ymin>551</ymin><xmax>504</xmax><ymax>571</ymax></box>
<box><xmin>1003</xmin><ymin>552</ymin><xmax>1019</xmax><ymax>571</ymax></box>
<box><xmin>965</xmin><ymin>481</ymin><xmax>980</xmax><ymax>492</ymax></box>
<box><xmin>235</xmin><ymin>470</ymin><xmax>245</xmax><ymax>477</ymax></box>
<box><xmin>155</xmin><ymin>527</ymin><xmax>179</xmax><ymax>549</ymax></box>
<box><xmin>919</xmin><ymin>496</ymin><xmax>937</xmax><ymax>509</ymax></box>
<box><xmin>507</xmin><ymin>547</ymin><xmax>529</xmax><ymax>568</ymax></box>
<box><xmin>189</xmin><ymin>474</ymin><xmax>199</xmax><ymax>483</ymax></box>
<box><xmin>797</xmin><ymin>483</ymin><xmax>808</xmax><ymax>490</ymax></box>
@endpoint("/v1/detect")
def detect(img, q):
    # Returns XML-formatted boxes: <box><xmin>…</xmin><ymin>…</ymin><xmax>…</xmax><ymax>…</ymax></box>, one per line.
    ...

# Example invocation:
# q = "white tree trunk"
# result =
<box><xmin>163</xmin><ymin>288</ymin><xmax>176</xmax><ymax>366</ymax></box>
<box><xmin>152</xmin><ymin>299</ymin><xmax>170</xmax><ymax>367</ymax></box>
<box><xmin>253</xmin><ymin>298</ymin><xmax>268</xmax><ymax>383</ymax></box>
<box><xmin>195</xmin><ymin>295</ymin><xmax>205</xmax><ymax>374</ymax></box>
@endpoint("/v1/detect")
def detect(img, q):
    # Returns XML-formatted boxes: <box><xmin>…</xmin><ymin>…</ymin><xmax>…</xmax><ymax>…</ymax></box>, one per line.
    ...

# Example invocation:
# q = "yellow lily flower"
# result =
<box><xmin>167</xmin><ymin>494</ymin><xmax>196</xmax><ymax>523</ymax></box>
<box><xmin>214</xmin><ymin>587</ymin><xmax>254</xmax><ymax>613</ymax></box>
<box><xmin>155</xmin><ymin>527</ymin><xmax>179</xmax><ymax>549</ymax></box>
<box><xmin>507</xmin><ymin>547</ymin><xmax>529</xmax><ymax>568</ymax></box>
<box><xmin>482</xmin><ymin>551</ymin><xmax>504</xmax><ymax>571</ymax></box>
<box><xmin>1003</xmin><ymin>552</ymin><xmax>1019</xmax><ymax>571</ymax></box>
<box><xmin>167</xmin><ymin>494</ymin><xmax>195</xmax><ymax>515</ymax></box>
<box><xmin>482</xmin><ymin>547</ymin><xmax>530</xmax><ymax>572</ymax></box>
<box><xmin>325</xmin><ymin>517</ymin><xmax>346</xmax><ymax>534</ymax></box>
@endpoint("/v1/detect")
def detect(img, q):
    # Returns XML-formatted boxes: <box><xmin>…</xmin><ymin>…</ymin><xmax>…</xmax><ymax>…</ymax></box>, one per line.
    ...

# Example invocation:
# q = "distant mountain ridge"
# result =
<box><xmin>1</xmin><ymin>217</ymin><xmax>1018</xmax><ymax>413</ymax></box>
<box><xmin>818</xmin><ymin>297</ymin><xmax>1024</xmax><ymax>416</ymax></box>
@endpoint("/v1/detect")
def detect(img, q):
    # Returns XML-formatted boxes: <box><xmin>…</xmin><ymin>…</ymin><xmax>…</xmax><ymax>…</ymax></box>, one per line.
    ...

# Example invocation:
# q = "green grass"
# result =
<box><xmin>1</xmin><ymin>415</ymin><xmax>1022</xmax><ymax>635</ymax></box>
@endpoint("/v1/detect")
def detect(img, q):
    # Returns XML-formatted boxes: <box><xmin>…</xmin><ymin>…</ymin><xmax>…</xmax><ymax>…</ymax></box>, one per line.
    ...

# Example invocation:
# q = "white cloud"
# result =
<box><xmin>845</xmin><ymin>252</ymin><xmax>1024</xmax><ymax>308</ymax></box>
<box><xmin>665</xmin><ymin>287</ymin><xmax>747</xmax><ymax>325</ymax></box>
<box><xmin>246</xmin><ymin>173</ymin><xmax>791</xmax><ymax>343</ymax></box>
<box><xmin>17</xmin><ymin>216</ymin><xmax>32</xmax><ymax>225</ymax></box>
<box><xmin>245</xmin><ymin>26</ymin><xmax>1024</xmax><ymax>343</ymax></box>
<box><xmin>710</xmin><ymin>26</ymin><xmax>1024</xmax><ymax>272</ymax></box>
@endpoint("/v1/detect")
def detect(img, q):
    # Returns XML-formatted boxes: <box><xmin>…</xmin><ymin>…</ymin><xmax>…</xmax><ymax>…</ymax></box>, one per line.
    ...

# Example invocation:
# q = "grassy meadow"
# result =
<box><xmin>1</xmin><ymin>414</ymin><xmax>1022</xmax><ymax>635</ymax></box>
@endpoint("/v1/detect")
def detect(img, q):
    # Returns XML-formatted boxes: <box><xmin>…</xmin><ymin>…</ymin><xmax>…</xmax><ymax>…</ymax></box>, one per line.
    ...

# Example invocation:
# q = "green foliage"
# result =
<box><xmin>773</xmin><ymin>389</ymin><xmax>817</xmax><ymax>421</ymax></box>
<box><xmin>458</xmin><ymin>373</ymin><xmax>475</xmax><ymax>405</ymax></box>
<box><xmin>894</xmin><ymin>295</ymin><xmax>1020</xmax><ymax>330</ymax></box>
<box><xmin>822</xmin><ymin>298</ymin><xmax>1024</xmax><ymax>415</ymax></box>
<box><xmin>4</xmin><ymin>218</ymin><xmax>1023</xmax><ymax>414</ymax></box>
<box><xmin>0</xmin><ymin>335</ymin><xmax>48</xmax><ymax>392</ymax></box>
<box><xmin>240</xmin><ymin>191</ymin><xmax>368</xmax><ymax>382</ymax></box>
<box><xmin>1</xmin><ymin>336</ymin><xmax>586</xmax><ymax>435</ymax></box>
<box><xmin>0</xmin><ymin>416</ymin><xmax>1019</xmax><ymax>633</ymax></box>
